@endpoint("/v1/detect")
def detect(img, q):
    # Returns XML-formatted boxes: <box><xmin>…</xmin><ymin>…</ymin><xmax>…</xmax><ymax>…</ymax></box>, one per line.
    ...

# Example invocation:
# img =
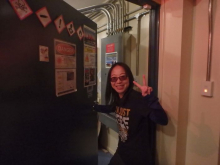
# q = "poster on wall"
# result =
<box><xmin>35</xmin><ymin>7</ymin><xmax>52</xmax><ymax>27</ymax></box>
<box><xmin>66</xmin><ymin>21</ymin><xmax>75</xmax><ymax>36</ymax></box>
<box><xmin>9</xmin><ymin>0</ymin><xmax>33</xmax><ymax>20</ymax></box>
<box><xmin>84</xmin><ymin>45</ymin><xmax>96</xmax><ymax>67</ymax></box>
<box><xmin>83</xmin><ymin>25</ymin><xmax>96</xmax><ymax>87</ymax></box>
<box><xmin>106</xmin><ymin>43</ymin><xmax>115</xmax><ymax>53</ymax></box>
<box><xmin>105</xmin><ymin>52</ymin><xmax>117</xmax><ymax>68</ymax></box>
<box><xmin>54</xmin><ymin>39</ymin><xmax>77</xmax><ymax>97</ymax></box>
<box><xmin>39</xmin><ymin>45</ymin><xmax>49</xmax><ymax>62</ymax></box>
<box><xmin>77</xmin><ymin>26</ymin><xmax>84</xmax><ymax>40</ymax></box>
<box><xmin>55</xmin><ymin>69</ymin><xmax>76</xmax><ymax>97</ymax></box>
<box><xmin>84</xmin><ymin>68</ymin><xmax>96</xmax><ymax>87</ymax></box>
<box><xmin>54</xmin><ymin>39</ymin><xmax>76</xmax><ymax>68</ymax></box>
<box><xmin>55</xmin><ymin>55</ymin><xmax>76</xmax><ymax>68</ymax></box>
<box><xmin>54</xmin><ymin>15</ymin><xmax>66</xmax><ymax>34</ymax></box>
<box><xmin>84</xmin><ymin>25</ymin><xmax>96</xmax><ymax>47</ymax></box>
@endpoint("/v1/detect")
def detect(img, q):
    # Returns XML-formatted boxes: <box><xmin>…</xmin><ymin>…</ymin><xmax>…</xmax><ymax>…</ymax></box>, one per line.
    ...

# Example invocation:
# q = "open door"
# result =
<box><xmin>0</xmin><ymin>0</ymin><xmax>98</xmax><ymax>164</ymax></box>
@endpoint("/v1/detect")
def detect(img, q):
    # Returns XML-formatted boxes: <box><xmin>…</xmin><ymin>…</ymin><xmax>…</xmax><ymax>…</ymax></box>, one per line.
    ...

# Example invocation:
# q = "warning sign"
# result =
<box><xmin>36</xmin><ymin>7</ymin><xmax>52</xmax><ymax>27</ymax></box>
<box><xmin>77</xmin><ymin>26</ymin><xmax>84</xmax><ymax>40</ymax></box>
<box><xmin>54</xmin><ymin>15</ymin><xmax>66</xmax><ymax>34</ymax></box>
<box><xmin>9</xmin><ymin>0</ymin><xmax>33</xmax><ymax>20</ymax></box>
<box><xmin>66</xmin><ymin>21</ymin><xmax>75</xmax><ymax>36</ymax></box>
<box><xmin>106</xmin><ymin>43</ymin><xmax>115</xmax><ymax>53</ymax></box>
<box><xmin>39</xmin><ymin>45</ymin><xmax>49</xmax><ymax>62</ymax></box>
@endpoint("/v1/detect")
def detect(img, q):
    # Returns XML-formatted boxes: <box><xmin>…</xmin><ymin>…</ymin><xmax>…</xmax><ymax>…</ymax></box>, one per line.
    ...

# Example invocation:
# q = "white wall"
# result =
<box><xmin>186</xmin><ymin>0</ymin><xmax>220</xmax><ymax>164</ymax></box>
<box><xmin>157</xmin><ymin>0</ymin><xmax>220</xmax><ymax>165</ymax></box>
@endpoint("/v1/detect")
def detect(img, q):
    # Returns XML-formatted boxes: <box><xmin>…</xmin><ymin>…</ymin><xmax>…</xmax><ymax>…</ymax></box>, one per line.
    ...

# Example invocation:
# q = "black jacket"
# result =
<box><xmin>95</xmin><ymin>89</ymin><xmax>168</xmax><ymax>165</ymax></box>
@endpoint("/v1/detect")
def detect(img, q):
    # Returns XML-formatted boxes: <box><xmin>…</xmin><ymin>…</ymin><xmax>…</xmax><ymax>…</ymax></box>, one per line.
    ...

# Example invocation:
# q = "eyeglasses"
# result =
<box><xmin>110</xmin><ymin>75</ymin><xmax>127</xmax><ymax>82</ymax></box>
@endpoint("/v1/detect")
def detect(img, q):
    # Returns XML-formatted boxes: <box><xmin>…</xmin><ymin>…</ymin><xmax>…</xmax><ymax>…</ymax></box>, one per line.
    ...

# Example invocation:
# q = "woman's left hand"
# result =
<box><xmin>133</xmin><ymin>75</ymin><xmax>153</xmax><ymax>97</ymax></box>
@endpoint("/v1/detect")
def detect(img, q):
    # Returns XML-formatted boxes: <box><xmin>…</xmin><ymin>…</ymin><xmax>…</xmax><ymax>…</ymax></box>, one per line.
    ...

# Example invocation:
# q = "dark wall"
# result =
<box><xmin>0</xmin><ymin>0</ymin><xmax>98</xmax><ymax>164</ymax></box>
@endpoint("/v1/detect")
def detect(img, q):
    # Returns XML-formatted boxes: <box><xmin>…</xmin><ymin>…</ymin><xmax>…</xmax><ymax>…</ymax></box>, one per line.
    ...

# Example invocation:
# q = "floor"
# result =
<box><xmin>98</xmin><ymin>149</ymin><xmax>113</xmax><ymax>165</ymax></box>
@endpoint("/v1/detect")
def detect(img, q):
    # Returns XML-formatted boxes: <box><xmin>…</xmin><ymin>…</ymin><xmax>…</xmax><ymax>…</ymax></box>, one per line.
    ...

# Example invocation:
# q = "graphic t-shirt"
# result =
<box><xmin>94</xmin><ymin>89</ymin><xmax>167</xmax><ymax>165</ymax></box>
<box><xmin>115</xmin><ymin>89</ymin><xmax>156</xmax><ymax>165</ymax></box>
<box><xmin>115</xmin><ymin>106</ymin><xmax>130</xmax><ymax>142</ymax></box>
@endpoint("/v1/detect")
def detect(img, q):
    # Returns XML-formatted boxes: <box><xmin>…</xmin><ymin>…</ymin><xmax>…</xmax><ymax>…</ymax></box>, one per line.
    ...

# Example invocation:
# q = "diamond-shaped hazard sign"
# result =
<box><xmin>54</xmin><ymin>15</ymin><xmax>66</xmax><ymax>34</ymax></box>
<box><xmin>36</xmin><ymin>7</ymin><xmax>52</xmax><ymax>27</ymax></box>
<box><xmin>66</xmin><ymin>21</ymin><xmax>75</xmax><ymax>36</ymax></box>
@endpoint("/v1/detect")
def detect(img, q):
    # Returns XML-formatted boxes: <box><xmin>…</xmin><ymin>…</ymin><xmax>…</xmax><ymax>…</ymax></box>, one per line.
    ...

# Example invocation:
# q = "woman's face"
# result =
<box><xmin>110</xmin><ymin>65</ymin><xmax>129</xmax><ymax>98</ymax></box>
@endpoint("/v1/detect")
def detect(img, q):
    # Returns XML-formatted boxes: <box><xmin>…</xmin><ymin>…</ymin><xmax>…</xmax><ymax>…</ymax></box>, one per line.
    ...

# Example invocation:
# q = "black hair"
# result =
<box><xmin>105</xmin><ymin>62</ymin><xmax>134</xmax><ymax>105</ymax></box>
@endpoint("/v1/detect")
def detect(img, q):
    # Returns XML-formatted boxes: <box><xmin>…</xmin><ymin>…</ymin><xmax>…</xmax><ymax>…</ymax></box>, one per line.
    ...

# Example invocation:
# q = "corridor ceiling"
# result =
<box><xmin>64</xmin><ymin>0</ymin><xmax>107</xmax><ymax>9</ymax></box>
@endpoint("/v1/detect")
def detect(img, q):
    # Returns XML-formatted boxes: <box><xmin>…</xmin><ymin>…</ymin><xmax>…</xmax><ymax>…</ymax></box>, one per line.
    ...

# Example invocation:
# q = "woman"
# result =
<box><xmin>94</xmin><ymin>62</ymin><xmax>168</xmax><ymax>165</ymax></box>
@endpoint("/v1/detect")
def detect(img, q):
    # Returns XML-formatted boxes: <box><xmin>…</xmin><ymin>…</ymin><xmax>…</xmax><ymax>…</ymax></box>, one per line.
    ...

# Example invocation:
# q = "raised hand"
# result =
<box><xmin>133</xmin><ymin>75</ymin><xmax>153</xmax><ymax>97</ymax></box>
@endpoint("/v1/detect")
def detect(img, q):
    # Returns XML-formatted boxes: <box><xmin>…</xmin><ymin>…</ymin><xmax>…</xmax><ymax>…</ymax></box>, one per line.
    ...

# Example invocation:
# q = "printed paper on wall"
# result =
<box><xmin>54</xmin><ymin>15</ymin><xmax>66</xmax><ymax>34</ymax></box>
<box><xmin>105</xmin><ymin>52</ymin><xmax>117</xmax><ymax>68</ymax></box>
<box><xmin>84</xmin><ymin>25</ymin><xmax>96</xmax><ymax>47</ymax></box>
<box><xmin>55</xmin><ymin>69</ymin><xmax>77</xmax><ymax>97</ymax></box>
<box><xmin>36</xmin><ymin>7</ymin><xmax>52</xmax><ymax>27</ymax></box>
<box><xmin>77</xmin><ymin>26</ymin><xmax>84</xmax><ymax>40</ymax></box>
<box><xmin>66</xmin><ymin>21</ymin><xmax>75</xmax><ymax>36</ymax></box>
<box><xmin>84</xmin><ymin>68</ymin><xmax>96</xmax><ymax>87</ymax></box>
<box><xmin>39</xmin><ymin>45</ymin><xmax>49</xmax><ymax>62</ymax></box>
<box><xmin>9</xmin><ymin>0</ymin><xmax>33</xmax><ymax>20</ymax></box>
<box><xmin>54</xmin><ymin>39</ymin><xmax>77</xmax><ymax>97</ymax></box>
<box><xmin>84</xmin><ymin>45</ymin><xmax>96</xmax><ymax>67</ymax></box>
<box><xmin>54</xmin><ymin>39</ymin><xmax>76</xmax><ymax>68</ymax></box>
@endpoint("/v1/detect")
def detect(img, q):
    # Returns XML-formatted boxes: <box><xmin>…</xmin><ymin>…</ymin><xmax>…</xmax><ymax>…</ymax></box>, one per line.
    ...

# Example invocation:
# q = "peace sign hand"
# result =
<box><xmin>133</xmin><ymin>75</ymin><xmax>153</xmax><ymax>97</ymax></box>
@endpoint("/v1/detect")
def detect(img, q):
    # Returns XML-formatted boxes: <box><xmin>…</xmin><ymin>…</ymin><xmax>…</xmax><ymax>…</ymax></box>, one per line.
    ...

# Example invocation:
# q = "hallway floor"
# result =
<box><xmin>98</xmin><ymin>149</ymin><xmax>113</xmax><ymax>165</ymax></box>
